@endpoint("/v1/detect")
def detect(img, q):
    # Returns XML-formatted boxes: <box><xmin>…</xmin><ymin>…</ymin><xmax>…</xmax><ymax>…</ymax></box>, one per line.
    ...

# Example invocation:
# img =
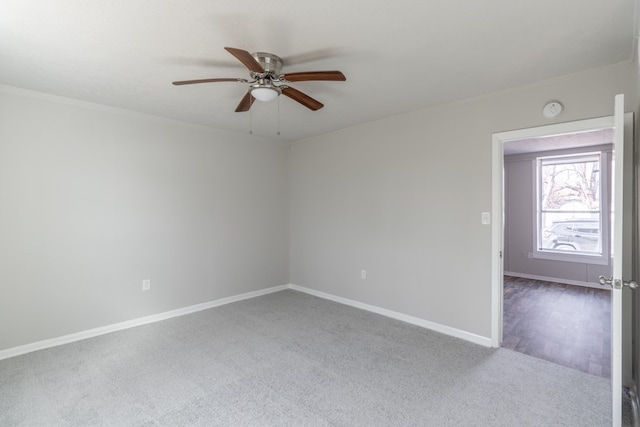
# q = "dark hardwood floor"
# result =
<box><xmin>502</xmin><ymin>276</ymin><xmax>611</xmax><ymax>378</ymax></box>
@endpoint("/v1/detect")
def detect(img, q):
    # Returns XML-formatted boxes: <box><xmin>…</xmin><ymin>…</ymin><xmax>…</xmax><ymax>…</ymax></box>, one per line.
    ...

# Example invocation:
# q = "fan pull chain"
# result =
<box><xmin>277</xmin><ymin>96</ymin><xmax>281</xmax><ymax>136</ymax></box>
<box><xmin>249</xmin><ymin>105</ymin><xmax>253</xmax><ymax>135</ymax></box>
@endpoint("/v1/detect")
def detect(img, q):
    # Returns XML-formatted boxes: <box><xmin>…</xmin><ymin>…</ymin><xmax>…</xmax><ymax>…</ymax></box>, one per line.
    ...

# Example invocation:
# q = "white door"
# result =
<box><xmin>605</xmin><ymin>93</ymin><xmax>635</xmax><ymax>426</ymax></box>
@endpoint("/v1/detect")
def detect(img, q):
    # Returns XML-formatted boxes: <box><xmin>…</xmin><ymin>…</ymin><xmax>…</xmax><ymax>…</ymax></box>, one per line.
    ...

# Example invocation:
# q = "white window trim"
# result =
<box><xmin>530</xmin><ymin>147</ymin><xmax>611</xmax><ymax>265</ymax></box>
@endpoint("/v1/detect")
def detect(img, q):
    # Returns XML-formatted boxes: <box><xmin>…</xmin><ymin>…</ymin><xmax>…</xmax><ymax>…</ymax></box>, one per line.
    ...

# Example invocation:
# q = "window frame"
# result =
<box><xmin>531</xmin><ymin>147</ymin><xmax>611</xmax><ymax>265</ymax></box>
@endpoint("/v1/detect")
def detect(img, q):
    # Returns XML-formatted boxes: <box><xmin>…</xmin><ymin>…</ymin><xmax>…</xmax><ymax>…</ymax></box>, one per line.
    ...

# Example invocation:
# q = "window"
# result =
<box><xmin>534</xmin><ymin>150</ymin><xmax>610</xmax><ymax>264</ymax></box>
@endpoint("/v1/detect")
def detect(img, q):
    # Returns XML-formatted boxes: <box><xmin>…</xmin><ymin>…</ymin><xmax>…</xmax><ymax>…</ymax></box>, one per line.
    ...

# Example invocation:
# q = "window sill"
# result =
<box><xmin>532</xmin><ymin>250</ymin><xmax>609</xmax><ymax>266</ymax></box>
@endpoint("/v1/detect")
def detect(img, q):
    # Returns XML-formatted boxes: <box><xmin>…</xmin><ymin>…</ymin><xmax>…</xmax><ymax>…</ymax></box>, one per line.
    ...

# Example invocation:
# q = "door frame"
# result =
<box><xmin>492</xmin><ymin>112</ymin><xmax>635</xmax><ymax>398</ymax></box>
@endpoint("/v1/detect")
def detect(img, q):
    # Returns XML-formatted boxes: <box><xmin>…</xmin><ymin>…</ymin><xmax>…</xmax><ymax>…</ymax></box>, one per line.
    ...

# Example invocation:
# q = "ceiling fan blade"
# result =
<box><xmin>281</xmin><ymin>71</ymin><xmax>346</xmax><ymax>82</ymax></box>
<box><xmin>172</xmin><ymin>78</ymin><xmax>248</xmax><ymax>86</ymax></box>
<box><xmin>235</xmin><ymin>92</ymin><xmax>255</xmax><ymax>112</ymax></box>
<box><xmin>281</xmin><ymin>86</ymin><xmax>324</xmax><ymax>111</ymax></box>
<box><xmin>224</xmin><ymin>47</ymin><xmax>265</xmax><ymax>73</ymax></box>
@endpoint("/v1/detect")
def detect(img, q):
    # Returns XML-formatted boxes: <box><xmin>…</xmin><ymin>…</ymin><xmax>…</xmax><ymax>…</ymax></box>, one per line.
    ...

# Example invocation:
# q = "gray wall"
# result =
<box><xmin>503</xmin><ymin>150</ymin><xmax>612</xmax><ymax>285</ymax></box>
<box><xmin>1</xmin><ymin>61</ymin><xmax>635</xmax><ymax>352</ymax></box>
<box><xmin>290</xmin><ymin>62</ymin><xmax>633</xmax><ymax>339</ymax></box>
<box><xmin>0</xmin><ymin>89</ymin><xmax>290</xmax><ymax>351</ymax></box>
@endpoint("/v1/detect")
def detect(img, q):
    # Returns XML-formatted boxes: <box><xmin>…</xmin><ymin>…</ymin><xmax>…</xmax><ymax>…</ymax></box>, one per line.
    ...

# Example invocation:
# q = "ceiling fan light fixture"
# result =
<box><xmin>250</xmin><ymin>85</ymin><xmax>280</xmax><ymax>102</ymax></box>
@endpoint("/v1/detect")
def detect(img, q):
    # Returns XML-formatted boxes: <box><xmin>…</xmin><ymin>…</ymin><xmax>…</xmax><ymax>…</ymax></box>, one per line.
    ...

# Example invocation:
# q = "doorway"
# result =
<box><xmin>491</xmin><ymin>117</ymin><xmax>620</xmax><ymax>344</ymax></box>
<box><xmin>499</xmin><ymin>128</ymin><xmax>614</xmax><ymax>375</ymax></box>
<box><xmin>492</xmin><ymin>102</ymin><xmax>635</xmax><ymax>424</ymax></box>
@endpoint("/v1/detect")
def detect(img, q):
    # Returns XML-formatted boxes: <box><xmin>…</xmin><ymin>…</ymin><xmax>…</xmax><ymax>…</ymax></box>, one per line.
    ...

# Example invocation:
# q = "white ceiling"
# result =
<box><xmin>0</xmin><ymin>1</ymin><xmax>634</xmax><ymax>141</ymax></box>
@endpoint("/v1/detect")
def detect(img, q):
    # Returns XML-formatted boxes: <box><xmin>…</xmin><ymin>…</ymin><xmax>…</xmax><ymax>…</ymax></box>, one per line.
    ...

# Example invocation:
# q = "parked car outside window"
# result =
<box><xmin>541</xmin><ymin>219</ymin><xmax>601</xmax><ymax>253</ymax></box>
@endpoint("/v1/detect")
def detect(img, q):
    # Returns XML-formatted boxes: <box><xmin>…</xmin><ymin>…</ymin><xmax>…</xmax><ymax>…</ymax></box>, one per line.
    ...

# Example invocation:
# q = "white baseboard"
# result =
<box><xmin>0</xmin><ymin>285</ymin><xmax>288</xmax><ymax>361</ymax></box>
<box><xmin>2</xmin><ymin>283</ymin><xmax>493</xmax><ymax>361</ymax></box>
<box><xmin>504</xmin><ymin>271</ymin><xmax>607</xmax><ymax>290</ymax></box>
<box><xmin>288</xmin><ymin>284</ymin><xmax>492</xmax><ymax>348</ymax></box>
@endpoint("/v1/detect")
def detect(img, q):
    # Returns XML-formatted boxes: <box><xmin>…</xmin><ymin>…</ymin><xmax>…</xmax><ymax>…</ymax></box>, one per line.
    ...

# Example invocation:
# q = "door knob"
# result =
<box><xmin>599</xmin><ymin>276</ymin><xmax>612</xmax><ymax>286</ymax></box>
<box><xmin>599</xmin><ymin>276</ymin><xmax>638</xmax><ymax>289</ymax></box>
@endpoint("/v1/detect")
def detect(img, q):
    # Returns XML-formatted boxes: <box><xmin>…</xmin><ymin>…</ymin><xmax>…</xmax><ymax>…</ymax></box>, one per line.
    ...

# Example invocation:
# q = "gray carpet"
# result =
<box><xmin>1</xmin><ymin>290</ymin><xmax>611</xmax><ymax>426</ymax></box>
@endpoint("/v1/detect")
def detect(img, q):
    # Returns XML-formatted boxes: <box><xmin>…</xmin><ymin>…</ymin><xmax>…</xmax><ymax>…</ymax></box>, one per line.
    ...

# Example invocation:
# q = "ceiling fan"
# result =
<box><xmin>172</xmin><ymin>47</ymin><xmax>346</xmax><ymax>112</ymax></box>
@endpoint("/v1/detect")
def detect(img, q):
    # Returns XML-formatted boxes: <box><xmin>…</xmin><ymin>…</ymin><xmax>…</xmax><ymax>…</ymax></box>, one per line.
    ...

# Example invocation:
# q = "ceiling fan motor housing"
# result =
<box><xmin>251</xmin><ymin>52</ymin><xmax>283</xmax><ymax>78</ymax></box>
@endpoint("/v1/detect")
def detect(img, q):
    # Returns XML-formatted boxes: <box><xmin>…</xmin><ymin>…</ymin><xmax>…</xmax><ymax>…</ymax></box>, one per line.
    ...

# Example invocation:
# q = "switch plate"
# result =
<box><xmin>481</xmin><ymin>212</ymin><xmax>491</xmax><ymax>225</ymax></box>
<box><xmin>361</xmin><ymin>270</ymin><xmax>367</xmax><ymax>280</ymax></box>
<box><xmin>142</xmin><ymin>279</ymin><xmax>151</xmax><ymax>291</ymax></box>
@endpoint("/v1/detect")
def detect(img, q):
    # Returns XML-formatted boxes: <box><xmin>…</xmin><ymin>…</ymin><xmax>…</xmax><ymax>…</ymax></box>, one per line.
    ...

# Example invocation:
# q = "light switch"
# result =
<box><xmin>481</xmin><ymin>212</ymin><xmax>490</xmax><ymax>225</ymax></box>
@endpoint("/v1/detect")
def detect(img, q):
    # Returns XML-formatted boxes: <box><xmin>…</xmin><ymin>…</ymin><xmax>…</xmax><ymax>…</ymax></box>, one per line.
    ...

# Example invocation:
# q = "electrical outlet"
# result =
<box><xmin>142</xmin><ymin>279</ymin><xmax>151</xmax><ymax>291</ymax></box>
